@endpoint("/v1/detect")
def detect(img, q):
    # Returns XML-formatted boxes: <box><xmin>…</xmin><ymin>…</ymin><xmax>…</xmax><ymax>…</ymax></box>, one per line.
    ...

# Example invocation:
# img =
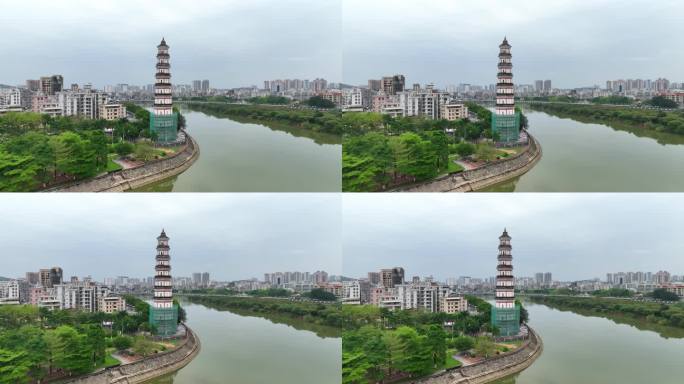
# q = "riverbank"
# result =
<box><xmin>63</xmin><ymin>325</ymin><xmax>200</xmax><ymax>384</ymax></box>
<box><xmin>397</xmin><ymin>132</ymin><xmax>541</xmax><ymax>192</ymax></box>
<box><xmin>182</xmin><ymin>295</ymin><xmax>342</xmax><ymax>336</ymax></box>
<box><xmin>416</xmin><ymin>327</ymin><xmax>543</xmax><ymax>384</ymax></box>
<box><xmin>46</xmin><ymin>131</ymin><xmax>199</xmax><ymax>192</ymax></box>
<box><xmin>527</xmin><ymin>295</ymin><xmax>684</xmax><ymax>337</ymax></box>
<box><xmin>527</xmin><ymin>102</ymin><xmax>684</xmax><ymax>140</ymax></box>
<box><xmin>184</xmin><ymin>102</ymin><xmax>344</xmax><ymax>139</ymax></box>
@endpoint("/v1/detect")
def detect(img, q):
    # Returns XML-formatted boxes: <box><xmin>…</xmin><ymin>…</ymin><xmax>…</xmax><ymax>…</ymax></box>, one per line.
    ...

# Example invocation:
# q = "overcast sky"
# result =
<box><xmin>0</xmin><ymin>0</ymin><xmax>342</xmax><ymax>88</ymax></box>
<box><xmin>343</xmin><ymin>0</ymin><xmax>684</xmax><ymax>88</ymax></box>
<box><xmin>343</xmin><ymin>194</ymin><xmax>684</xmax><ymax>282</ymax></box>
<box><xmin>0</xmin><ymin>194</ymin><xmax>341</xmax><ymax>281</ymax></box>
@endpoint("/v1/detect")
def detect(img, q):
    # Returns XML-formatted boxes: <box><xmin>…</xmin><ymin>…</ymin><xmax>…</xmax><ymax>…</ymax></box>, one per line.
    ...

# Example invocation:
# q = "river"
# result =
<box><xmin>145</xmin><ymin>301</ymin><xmax>341</xmax><ymax>384</ymax></box>
<box><xmin>494</xmin><ymin>302</ymin><xmax>684</xmax><ymax>384</ymax></box>
<box><xmin>134</xmin><ymin>108</ymin><xmax>341</xmax><ymax>192</ymax></box>
<box><xmin>483</xmin><ymin>110</ymin><xmax>684</xmax><ymax>191</ymax></box>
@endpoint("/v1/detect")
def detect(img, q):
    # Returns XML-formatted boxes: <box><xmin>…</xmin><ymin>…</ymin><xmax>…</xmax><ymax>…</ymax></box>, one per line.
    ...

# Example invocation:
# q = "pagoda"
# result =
<box><xmin>492</xmin><ymin>37</ymin><xmax>520</xmax><ymax>143</ymax></box>
<box><xmin>149</xmin><ymin>229</ymin><xmax>178</xmax><ymax>337</ymax></box>
<box><xmin>150</xmin><ymin>38</ymin><xmax>178</xmax><ymax>143</ymax></box>
<box><xmin>491</xmin><ymin>228</ymin><xmax>521</xmax><ymax>336</ymax></box>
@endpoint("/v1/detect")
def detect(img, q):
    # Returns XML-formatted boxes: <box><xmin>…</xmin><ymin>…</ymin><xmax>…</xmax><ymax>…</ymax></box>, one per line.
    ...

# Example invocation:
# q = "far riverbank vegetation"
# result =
<box><xmin>528</xmin><ymin>101</ymin><xmax>684</xmax><ymax>136</ymax></box>
<box><xmin>528</xmin><ymin>294</ymin><xmax>684</xmax><ymax>332</ymax></box>
<box><xmin>183</xmin><ymin>102</ymin><xmax>344</xmax><ymax>139</ymax></box>
<box><xmin>182</xmin><ymin>294</ymin><xmax>342</xmax><ymax>338</ymax></box>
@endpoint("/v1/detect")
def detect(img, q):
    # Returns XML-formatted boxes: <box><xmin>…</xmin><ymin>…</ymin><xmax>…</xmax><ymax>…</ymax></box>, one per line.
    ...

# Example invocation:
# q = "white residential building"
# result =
<box><xmin>342</xmin><ymin>281</ymin><xmax>361</xmax><ymax>304</ymax></box>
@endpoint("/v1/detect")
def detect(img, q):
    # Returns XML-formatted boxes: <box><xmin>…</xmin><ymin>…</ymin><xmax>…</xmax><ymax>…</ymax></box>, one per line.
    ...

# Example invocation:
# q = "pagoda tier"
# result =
<box><xmin>153</xmin><ymin>38</ymin><xmax>174</xmax><ymax>117</ymax></box>
<box><xmin>495</xmin><ymin>229</ymin><xmax>516</xmax><ymax>309</ymax></box>
<box><xmin>495</xmin><ymin>37</ymin><xmax>514</xmax><ymax>114</ymax></box>
<box><xmin>153</xmin><ymin>229</ymin><xmax>174</xmax><ymax>309</ymax></box>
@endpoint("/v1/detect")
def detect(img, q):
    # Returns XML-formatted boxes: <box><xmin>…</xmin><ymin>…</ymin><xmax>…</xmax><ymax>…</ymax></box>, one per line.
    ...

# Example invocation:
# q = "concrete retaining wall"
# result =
<box><xmin>63</xmin><ymin>325</ymin><xmax>201</xmax><ymax>384</ymax></box>
<box><xmin>47</xmin><ymin>132</ymin><xmax>199</xmax><ymax>192</ymax></box>
<box><xmin>415</xmin><ymin>328</ymin><xmax>543</xmax><ymax>384</ymax></box>
<box><xmin>398</xmin><ymin>132</ymin><xmax>542</xmax><ymax>193</ymax></box>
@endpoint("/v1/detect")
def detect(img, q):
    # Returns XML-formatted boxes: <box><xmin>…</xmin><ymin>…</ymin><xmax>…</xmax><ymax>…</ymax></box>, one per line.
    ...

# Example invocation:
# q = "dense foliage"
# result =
<box><xmin>530</xmin><ymin>295</ymin><xmax>684</xmax><ymax>328</ymax></box>
<box><xmin>247</xmin><ymin>95</ymin><xmax>290</xmax><ymax>105</ymax></box>
<box><xmin>523</xmin><ymin>95</ymin><xmax>579</xmax><ymax>103</ymax></box>
<box><xmin>0</xmin><ymin>107</ymin><xmax>156</xmax><ymax>191</ymax></box>
<box><xmin>0</xmin><ymin>302</ymin><xmax>149</xmax><ymax>384</ymax></box>
<box><xmin>646</xmin><ymin>96</ymin><xmax>679</xmax><ymax>109</ymax></box>
<box><xmin>342</xmin><ymin>103</ymin><xmax>503</xmax><ymax>191</ymax></box>
<box><xmin>342</xmin><ymin>297</ymin><xmax>498</xmax><ymax>383</ymax></box>
<box><xmin>246</xmin><ymin>288</ymin><xmax>292</xmax><ymax>297</ymax></box>
<box><xmin>590</xmin><ymin>95</ymin><xmax>633</xmax><ymax>105</ymax></box>
<box><xmin>177</xmin><ymin>95</ymin><xmax>237</xmax><ymax>103</ymax></box>
<box><xmin>306</xmin><ymin>96</ymin><xmax>336</xmax><ymax>109</ymax></box>
<box><xmin>185</xmin><ymin>102</ymin><xmax>344</xmax><ymax>136</ymax></box>
<box><xmin>649</xmin><ymin>288</ymin><xmax>681</xmax><ymax>302</ymax></box>
<box><xmin>529</xmin><ymin>102</ymin><xmax>684</xmax><ymax>135</ymax></box>
<box><xmin>304</xmin><ymin>288</ymin><xmax>338</xmax><ymax>301</ymax></box>
<box><xmin>591</xmin><ymin>288</ymin><xmax>633</xmax><ymax>297</ymax></box>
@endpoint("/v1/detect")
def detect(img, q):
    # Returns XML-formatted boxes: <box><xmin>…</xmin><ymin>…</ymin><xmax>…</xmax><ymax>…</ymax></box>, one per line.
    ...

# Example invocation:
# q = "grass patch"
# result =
<box><xmin>94</xmin><ymin>354</ymin><xmax>120</xmax><ymax>369</ymax></box>
<box><xmin>446</xmin><ymin>156</ymin><xmax>465</xmax><ymax>173</ymax></box>
<box><xmin>106</xmin><ymin>156</ymin><xmax>123</xmax><ymax>172</ymax></box>
<box><xmin>443</xmin><ymin>350</ymin><xmax>462</xmax><ymax>369</ymax></box>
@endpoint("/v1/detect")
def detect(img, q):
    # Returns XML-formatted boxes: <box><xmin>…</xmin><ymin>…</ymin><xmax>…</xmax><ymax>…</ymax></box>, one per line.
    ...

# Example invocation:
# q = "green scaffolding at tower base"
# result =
<box><xmin>492</xmin><ymin>112</ymin><xmax>520</xmax><ymax>144</ymax></box>
<box><xmin>150</xmin><ymin>113</ymin><xmax>178</xmax><ymax>144</ymax></box>
<box><xmin>149</xmin><ymin>305</ymin><xmax>178</xmax><ymax>337</ymax></box>
<box><xmin>491</xmin><ymin>305</ymin><xmax>521</xmax><ymax>337</ymax></box>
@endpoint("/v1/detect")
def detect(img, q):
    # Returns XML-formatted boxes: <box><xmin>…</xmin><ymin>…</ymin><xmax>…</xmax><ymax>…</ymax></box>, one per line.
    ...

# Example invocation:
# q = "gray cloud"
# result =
<box><xmin>0</xmin><ymin>194</ymin><xmax>342</xmax><ymax>281</ymax></box>
<box><xmin>343</xmin><ymin>0</ymin><xmax>683</xmax><ymax>88</ymax></box>
<box><xmin>0</xmin><ymin>0</ymin><xmax>341</xmax><ymax>88</ymax></box>
<box><xmin>343</xmin><ymin>194</ymin><xmax>684</xmax><ymax>281</ymax></box>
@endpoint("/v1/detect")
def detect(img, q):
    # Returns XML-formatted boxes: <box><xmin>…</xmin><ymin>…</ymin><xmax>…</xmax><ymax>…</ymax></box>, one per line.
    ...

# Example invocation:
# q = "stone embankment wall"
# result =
<box><xmin>47</xmin><ymin>132</ymin><xmax>199</xmax><ymax>192</ymax></box>
<box><xmin>64</xmin><ymin>326</ymin><xmax>201</xmax><ymax>384</ymax></box>
<box><xmin>398</xmin><ymin>132</ymin><xmax>542</xmax><ymax>193</ymax></box>
<box><xmin>415</xmin><ymin>328</ymin><xmax>543</xmax><ymax>384</ymax></box>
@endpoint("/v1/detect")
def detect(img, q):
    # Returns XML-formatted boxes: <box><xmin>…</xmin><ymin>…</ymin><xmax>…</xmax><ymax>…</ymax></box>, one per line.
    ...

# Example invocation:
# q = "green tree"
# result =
<box><xmin>132</xmin><ymin>336</ymin><xmax>156</xmax><ymax>357</ymax></box>
<box><xmin>114</xmin><ymin>141</ymin><xmax>135</xmax><ymax>156</ymax></box>
<box><xmin>342</xmin><ymin>351</ymin><xmax>371</xmax><ymax>384</ymax></box>
<box><xmin>52</xmin><ymin>132</ymin><xmax>98</xmax><ymax>179</ymax></box>
<box><xmin>395</xmin><ymin>132</ymin><xmax>438</xmax><ymax>180</ymax></box>
<box><xmin>46</xmin><ymin>325</ymin><xmax>93</xmax><ymax>375</ymax></box>
<box><xmin>475</xmin><ymin>143</ymin><xmax>498</xmax><ymax>163</ymax></box>
<box><xmin>112</xmin><ymin>335</ymin><xmax>133</xmax><ymax>351</ymax></box>
<box><xmin>454</xmin><ymin>142</ymin><xmax>476</xmax><ymax>157</ymax></box>
<box><xmin>452</xmin><ymin>335</ymin><xmax>475</xmax><ymax>352</ymax></box>
<box><xmin>0</xmin><ymin>151</ymin><xmax>40</xmax><ymax>191</ymax></box>
<box><xmin>0</xmin><ymin>348</ymin><xmax>31</xmax><ymax>384</ymax></box>
<box><xmin>305</xmin><ymin>288</ymin><xmax>338</xmax><ymax>301</ymax></box>
<box><xmin>473</xmin><ymin>336</ymin><xmax>496</xmax><ymax>358</ymax></box>
<box><xmin>306</xmin><ymin>96</ymin><xmax>336</xmax><ymax>108</ymax></box>
<box><xmin>425</xmin><ymin>324</ymin><xmax>447</xmax><ymax>367</ymax></box>
<box><xmin>134</xmin><ymin>142</ymin><xmax>156</xmax><ymax>162</ymax></box>
<box><xmin>647</xmin><ymin>96</ymin><xmax>679</xmax><ymax>109</ymax></box>
<box><xmin>650</xmin><ymin>288</ymin><xmax>680</xmax><ymax>302</ymax></box>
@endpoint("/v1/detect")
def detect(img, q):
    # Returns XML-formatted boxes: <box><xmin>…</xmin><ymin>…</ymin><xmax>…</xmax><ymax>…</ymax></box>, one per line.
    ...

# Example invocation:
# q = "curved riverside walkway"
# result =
<box><xmin>46</xmin><ymin>131</ymin><xmax>199</xmax><ymax>192</ymax></box>
<box><xmin>397</xmin><ymin>132</ymin><xmax>542</xmax><ymax>192</ymax></box>
<box><xmin>64</xmin><ymin>325</ymin><xmax>201</xmax><ymax>384</ymax></box>
<box><xmin>415</xmin><ymin>327</ymin><xmax>543</xmax><ymax>384</ymax></box>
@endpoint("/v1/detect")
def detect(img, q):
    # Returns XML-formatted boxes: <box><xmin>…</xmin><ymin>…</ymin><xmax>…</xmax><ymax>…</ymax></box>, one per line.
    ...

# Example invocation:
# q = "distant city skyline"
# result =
<box><xmin>343</xmin><ymin>0</ymin><xmax>684</xmax><ymax>88</ymax></box>
<box><xmin>3</xmin><ymin>1</ymin><xmax>683</xmax><ymax>91</ymax></box>
<box><xmin>0</xmin><ymin>0</ymin><xmax>342</xmax><ymax>88</ymax></box>
<box><xmin>0</xmin><ymin>194</ymin><xmax>342</xmax><ymax>281</ymax></box>
<box><xmin>343</xmin><ymin>194</ymin><xmax>684</xmax><ymax>281</ymax></box>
